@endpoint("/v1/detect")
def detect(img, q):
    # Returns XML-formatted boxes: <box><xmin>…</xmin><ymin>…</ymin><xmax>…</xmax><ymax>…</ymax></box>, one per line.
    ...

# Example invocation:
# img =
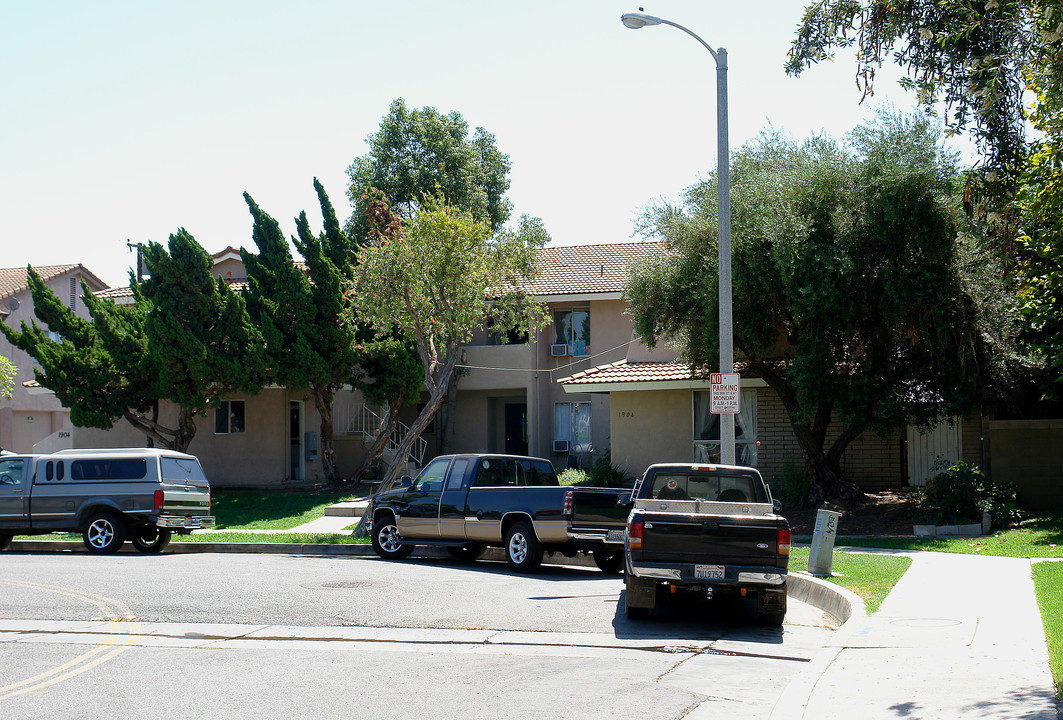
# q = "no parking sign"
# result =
<box><xmin>709</xmin><ymin>373</ymin><xmax>740</xmax><ymax>414</ymax></box>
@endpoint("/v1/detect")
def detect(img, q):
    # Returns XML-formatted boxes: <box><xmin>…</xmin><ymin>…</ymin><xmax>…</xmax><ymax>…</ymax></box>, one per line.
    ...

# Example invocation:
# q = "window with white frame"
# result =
<box><xmin>554</xmin><ymin>308</ymin><xmax>590</xmax><ymax>356</ymax></box>
<box><xmin>692</xmin><ymin>389</ymin><xmax>758</xmax><ymax>465</ymax></box>
<box><xmin>554</xmin><ymin>401</ymin><xmax>592</xmax><ymax>453</ymax></box>
<box><xmin>214</xmin><ymin>400</ymin><xmax>245</xmax><ymax>434</ymax></box>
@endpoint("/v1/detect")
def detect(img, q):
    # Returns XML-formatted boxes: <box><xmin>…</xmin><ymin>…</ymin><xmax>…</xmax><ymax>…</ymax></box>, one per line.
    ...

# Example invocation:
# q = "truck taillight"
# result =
<box><xmin>628</xmin><ymin>518</ymin><xmax>644</xmax><ymax>550</ymax></box>
<box><xmin>562</xmin><ymin>489</ymin><xmax>573</xmax><ymax>518</ymax></box>
<box><xmin>154</xmin><ymin>490</ymin><xmax>164</xmax><ymax>510</ymax></box>
<box><xmin>778</xmin><ymin>527</ymin><xmax>791</xmax><ymax>557</ymax></box>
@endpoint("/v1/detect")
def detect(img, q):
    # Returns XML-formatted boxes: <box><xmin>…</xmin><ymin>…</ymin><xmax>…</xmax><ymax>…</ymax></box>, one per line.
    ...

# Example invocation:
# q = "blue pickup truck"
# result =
<box><xmin>368</xmin><ymin>453</ymin><xmax>633</xmax><ymax>573</ymax></box>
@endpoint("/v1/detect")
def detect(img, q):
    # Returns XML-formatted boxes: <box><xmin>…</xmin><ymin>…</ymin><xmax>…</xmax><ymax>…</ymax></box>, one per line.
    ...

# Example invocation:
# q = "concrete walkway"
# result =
<box><xmin>772</xmin><ymin>551</ymin><xmax>1060</xmax><ymax>719</ymax></box>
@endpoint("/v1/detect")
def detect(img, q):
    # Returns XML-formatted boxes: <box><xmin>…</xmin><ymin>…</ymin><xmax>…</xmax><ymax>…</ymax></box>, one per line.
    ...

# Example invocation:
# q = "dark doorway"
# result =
<box><xmin>504</xmin><ymin>403</ymin><xmax>528</xmax><ymax>455</ymax></box>
<box><xmin>289</xmin><ymin>402</ymin><xmax>302</xmax><ymax>480</ymax></box>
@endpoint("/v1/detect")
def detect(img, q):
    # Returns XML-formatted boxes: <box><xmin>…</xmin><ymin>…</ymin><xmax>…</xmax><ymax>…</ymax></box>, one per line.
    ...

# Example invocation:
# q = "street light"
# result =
<box><xmin>620</xmin><ymin>10</ymin><xmax>736</xmax><ymax>466</ymax></box>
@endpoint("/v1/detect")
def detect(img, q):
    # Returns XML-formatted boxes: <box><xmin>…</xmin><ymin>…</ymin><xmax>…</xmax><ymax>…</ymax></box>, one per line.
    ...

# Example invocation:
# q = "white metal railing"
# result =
<box><xmin>336</xmin><ymin>402</ymin><xmax>427</xmax><ymax>467</ymax></box>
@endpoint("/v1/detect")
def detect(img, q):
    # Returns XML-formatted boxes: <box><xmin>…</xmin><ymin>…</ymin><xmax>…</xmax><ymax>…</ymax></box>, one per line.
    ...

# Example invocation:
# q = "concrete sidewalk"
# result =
<box><xmin>771</xmin><ymin>551</ymin><xmax>1060</xmax><ymax>719</ymax></box>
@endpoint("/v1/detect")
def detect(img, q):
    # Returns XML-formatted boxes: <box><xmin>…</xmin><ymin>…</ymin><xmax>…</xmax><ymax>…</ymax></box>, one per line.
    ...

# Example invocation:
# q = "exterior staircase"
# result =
<box><xmin>335</xmin><ymin>402</ymin><xmax>427</xmax><ymax>469</ymax></box>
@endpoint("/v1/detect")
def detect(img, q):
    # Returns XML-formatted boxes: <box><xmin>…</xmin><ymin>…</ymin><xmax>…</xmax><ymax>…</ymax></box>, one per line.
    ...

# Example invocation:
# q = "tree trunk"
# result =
<box><xmin>351</xmin><ymin>403</ymin><xmax>401</xmax><ymax>484</ymax></box>
<box><xmin>438</xmin><ymin>367</ymin><xmax>462</xmax><ymax>455</ymax></box>
<box><xmin>750</xmin><ymin>361</ymin><xmax>865</xmax><ymax>506</ymax></box>
<box><xmin>122</xmin><ymin>405</ymin><xmax>198</xmax><ymax>452</ymax></box>
<box><xmin>310</xmin><ymin>384</ymin><xmax>338</xmax><ymax>485</ymax></box>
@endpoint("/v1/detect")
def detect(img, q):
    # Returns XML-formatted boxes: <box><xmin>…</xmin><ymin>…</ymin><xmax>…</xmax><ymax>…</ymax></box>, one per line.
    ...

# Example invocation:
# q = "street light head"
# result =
<box><xmin>621</xmin><ymin>12</ymin><xmax>662</xmax><ymax>29</ymax></box>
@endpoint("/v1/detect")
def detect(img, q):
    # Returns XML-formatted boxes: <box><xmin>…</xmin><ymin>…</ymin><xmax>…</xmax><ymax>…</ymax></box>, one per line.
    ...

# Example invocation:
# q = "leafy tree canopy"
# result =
<box><xmin>0</xmin><ymin>354</ymin><xmax>16</xmax><ymax>399</ymax></box>
<box><xmin>345</xmin><ymin>98</ymin><xmax>513</xmax><ymax>240</ymax></box>
<box><xmin>787</xmin><ymin>0</ymin><xmax>1063</xmax><ymax>173</ymax></box>
<box><xmin>240</xmin><ymin>180</ymin><xmax>361</xmax><ymax>482</ymax></box>
<box><xmin>347</xmin><ymin>192</ymin><xmax>549</xmax><ymax>487</ymax></box>
<box><xmin>627</xmin><ymin>112</ymin><xmax>1021</xmax><ymax>502</ymax></box>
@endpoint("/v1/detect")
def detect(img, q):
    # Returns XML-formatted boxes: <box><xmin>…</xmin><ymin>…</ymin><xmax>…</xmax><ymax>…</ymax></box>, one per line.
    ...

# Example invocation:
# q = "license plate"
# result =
<box><xmin>695</xmin><ymin>564</ymin><xmax>725</xmax><ymax>580</ymax></box>
<box><xmin>607</xmin><ymin>529</ymin><xmax>626</xmax><ymax>543</ymax></box>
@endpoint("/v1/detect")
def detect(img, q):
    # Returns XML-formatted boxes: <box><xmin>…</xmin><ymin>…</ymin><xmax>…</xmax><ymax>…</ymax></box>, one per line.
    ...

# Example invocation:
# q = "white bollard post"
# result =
<box><xmin>807</xmin><ymin>509</ymin><xmax>842</xmax><ymax>576</ymax></box>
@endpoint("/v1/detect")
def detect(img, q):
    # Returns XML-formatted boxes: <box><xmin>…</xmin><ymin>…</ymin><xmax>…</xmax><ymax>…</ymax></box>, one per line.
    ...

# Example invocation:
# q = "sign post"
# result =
<box><xmin>709</xmin><ymin>373</ymin><xmax>740</xmax><ymax>414</ymax></box>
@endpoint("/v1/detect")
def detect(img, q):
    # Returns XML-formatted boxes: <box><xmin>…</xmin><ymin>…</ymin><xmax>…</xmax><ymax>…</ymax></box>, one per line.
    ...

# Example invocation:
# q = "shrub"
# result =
<box><xmin>772</xmin><ymin>458</ymin><xmax>812</xmax><ymax>509</ymax></box>
<box><xmin>916</xmin><ymin>461</ymin><xmax>1022</xmax><ymax>529</ymax></box>
<box><xmin>558</xmin><ymin>468</ymin><xmax>589</xmax><ymax>486</ymax></box>
<box><xmin>588</xmin><ymin>450</ymin><xmax>631</xmax><ymax>488</ymax></box>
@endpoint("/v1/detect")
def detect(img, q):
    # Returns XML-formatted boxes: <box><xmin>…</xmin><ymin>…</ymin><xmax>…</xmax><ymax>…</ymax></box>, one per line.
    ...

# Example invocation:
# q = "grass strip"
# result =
<box><xmin>210</xmin><ymin>491</ymin><xmax>359</xmax><ymax>530</ymax></box>
<box><xmin>789</xmin><ymin>547</ymin><xmax>911</xmax><ymax>614</ymax></box>
<box><xmin>1032</xmin><ymin>561</ymin><xmax>1063</xmax><ymax>700</ymax></box>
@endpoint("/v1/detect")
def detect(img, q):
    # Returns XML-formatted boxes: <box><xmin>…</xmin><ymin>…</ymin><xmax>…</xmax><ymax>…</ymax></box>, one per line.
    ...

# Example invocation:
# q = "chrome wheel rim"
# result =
<box><xmin>87</xmin><ymin>519</ymin><xmax>115</xmax><ymax>549</ymax></box>
<box><xmin>508</xmin><ymin>532</ymin><xmax>528</xmax><ymax>564</ymax></box>
<box><xmin>379</xmin><ymin>524</ymin><xmax>403</xmax><ymax>553</ymax></box>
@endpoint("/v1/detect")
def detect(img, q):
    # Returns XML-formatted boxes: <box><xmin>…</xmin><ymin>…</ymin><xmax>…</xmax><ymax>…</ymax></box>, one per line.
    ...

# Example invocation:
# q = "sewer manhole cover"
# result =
<box><xmin>312</xmin><ymin>581</ymin><xmax>388</xmax><ymax>590</ymax></box>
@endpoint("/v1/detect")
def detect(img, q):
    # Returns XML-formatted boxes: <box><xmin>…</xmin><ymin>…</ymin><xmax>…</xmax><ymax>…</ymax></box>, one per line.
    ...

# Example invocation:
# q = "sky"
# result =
<box><xmin>1</xmin><ymin>0</ymin><xmax>975</xmax><ymax>289</ymax></box>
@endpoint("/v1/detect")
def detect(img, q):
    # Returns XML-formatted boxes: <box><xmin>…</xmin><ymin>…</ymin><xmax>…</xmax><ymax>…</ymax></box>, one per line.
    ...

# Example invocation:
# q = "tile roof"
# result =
<box><xmin>559</xmin><ymin>360</ymin><xmax>696</xmax><ymax>385</ymax></box>
<box><xmin>0</xmin><ymin>264</ymin><xmax>109</xmax><ymax>300</ymax></box>
<box><xmin>525</xmin><ymin>241</ymin><xmax>665</xmax><ymax>296</ymax></box>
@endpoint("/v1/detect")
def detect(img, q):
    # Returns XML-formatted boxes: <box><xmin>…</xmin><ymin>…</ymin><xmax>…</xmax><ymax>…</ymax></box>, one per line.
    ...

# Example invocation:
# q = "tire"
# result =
<box><xmin>82</xmin><ymin>512</ymin><xmax>126</xmax><ymax>554</ymax></box>
<box><xmin>757</xmin><ymin>611</ymin><xmax>786</xmax><ymax>627</ymax></box>
<box><xmin>0</xmin><ymin>534</ymin><xmax>11</xmax><ymax>551</ymax></box>
<box><xmin>504</xmin><ymin>521</ymin><xmax>543</xmax><ymax>573</ymax></box>
<box><xmin>446</xmin><ymin>543</ymin><xmax>485</xmax><ymax>563</ymax></box>
<box><xmin>757</xmin><ymin>587</ymin><xmax>788</xmax><ymax>627</ymax></box>
<box><xmin>593</xmin><ymin>550</ymin><xmax>624</xmax><ymax>574</ymax></box>
<box><xmin>371</xmin><ymin>513</ymin><xmax>414</xmax><ymax>560</ymax></box>
<box><xmin>625</xmin><ymin>595</ymin><xmax>649</xmax><ymax>620</ymax></box>
<box><xmin>131</xmin><ymin>525</ymin><xmax>172</xmax><ymax>553</ymax></box>
<box><xmin>624</xmin><ymin>571</ymin><xmax>655</xmax><ymax>619</ymax></box>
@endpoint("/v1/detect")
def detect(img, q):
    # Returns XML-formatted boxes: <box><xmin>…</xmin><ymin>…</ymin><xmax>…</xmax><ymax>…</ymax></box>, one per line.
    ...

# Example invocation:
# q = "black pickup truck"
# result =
<box><xmin>368</xmin><ymin>453</ymin><xmax>632</xmax><ymax>573</ymax></box>
<box><xmin>623</xmin><ymin>463</ymin><xmax>791</xmax><ymax>625</ymax></box>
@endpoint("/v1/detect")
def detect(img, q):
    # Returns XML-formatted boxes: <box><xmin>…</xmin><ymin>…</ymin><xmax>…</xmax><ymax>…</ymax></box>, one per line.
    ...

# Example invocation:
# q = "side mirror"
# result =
<box><xmin>773</xmin><ymin>499</ymin><xmax>782</xmax><ymax>513</ymax></box>
<box><xmin>399</xmin><ymin>475</ymin><xmax>414</xmax><ymax>489</ymax></box>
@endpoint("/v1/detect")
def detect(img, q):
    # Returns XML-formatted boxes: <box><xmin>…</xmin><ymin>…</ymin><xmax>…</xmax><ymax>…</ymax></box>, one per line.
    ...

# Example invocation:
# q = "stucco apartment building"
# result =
<box><xmin>55</xmin><ymin>242</ymin><xmax>979</xmax><ymax>492</ymax></box>
<box><xmin>0</xmin><ymin>264</ymin><xmax>109</xmax><ymax>453</ymax></box>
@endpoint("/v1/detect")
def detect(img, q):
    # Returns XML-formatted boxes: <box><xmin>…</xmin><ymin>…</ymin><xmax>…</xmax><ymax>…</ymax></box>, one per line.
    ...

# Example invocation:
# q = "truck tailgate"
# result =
<box><xmin>638</xmin><ymin>512</ymin><xmax>787</xmax><ymax>566</ymax></box>
<box><xmin>568</xmin><ymin>487</ymin><xmax>631</xmax><ymax>527</ymax></box>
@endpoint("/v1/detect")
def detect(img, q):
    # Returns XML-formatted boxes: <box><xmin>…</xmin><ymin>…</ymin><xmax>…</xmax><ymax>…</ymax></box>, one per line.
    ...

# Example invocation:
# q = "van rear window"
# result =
<box><xmin>161</xmin><ymin>457</ymin><xmax>208</xmax><ymax>483</ymax></box>
<box><xmin>70</xmin><ymin>459</ymin><xmax>147</xmax><ymax>481</ymax></box>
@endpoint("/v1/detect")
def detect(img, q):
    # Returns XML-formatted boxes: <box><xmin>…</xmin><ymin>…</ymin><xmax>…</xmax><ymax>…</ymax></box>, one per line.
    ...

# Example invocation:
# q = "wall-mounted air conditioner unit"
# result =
<box><xmin>551</xmin><ymin>344</ymin><xmax>569</xmax><ymax>357</ymax></box>
<box><xmin>552</xmin><ymin>440</ymin><xmax>570</xmax><ymax>453</ymax></box>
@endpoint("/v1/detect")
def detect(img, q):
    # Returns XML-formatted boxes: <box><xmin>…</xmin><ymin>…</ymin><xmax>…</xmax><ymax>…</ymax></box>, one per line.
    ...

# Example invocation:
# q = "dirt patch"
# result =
<box><xmin>784</xmin><ymin>488</ymin><xmax>919</xmax><ymax>537</ymax></box>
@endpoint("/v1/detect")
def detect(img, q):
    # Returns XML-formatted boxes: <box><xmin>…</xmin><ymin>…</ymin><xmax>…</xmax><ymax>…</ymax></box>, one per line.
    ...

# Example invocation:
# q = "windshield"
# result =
<box><xmin>648</xmin><ymin>471</ymin><xmax>762</xmax><ymax>503</ymax></box>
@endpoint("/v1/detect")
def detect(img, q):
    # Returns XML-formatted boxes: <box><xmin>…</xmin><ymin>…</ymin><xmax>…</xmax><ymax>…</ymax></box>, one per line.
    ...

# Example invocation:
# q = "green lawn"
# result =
<box><xmin>1032</xmin><ymin>561</ymin><xmax>1063</xmax><ymax>700</ymax></box>
<box><xmin>788</xmin><ymin>547</ymin><xmax>911</xmax><ymax>613</ymax></box>
<box><xmin>208</xmin><ymin>491</ymin><xmax>359</xmax><ymax>530</ymax></box>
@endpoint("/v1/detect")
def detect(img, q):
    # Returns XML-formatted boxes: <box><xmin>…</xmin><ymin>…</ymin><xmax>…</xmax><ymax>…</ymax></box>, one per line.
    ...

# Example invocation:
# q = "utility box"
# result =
<box><xmin>807</xmin><ymin>509</ymin><xmax>842</xmax><ymax>576</ymax></box>
<box><xmin>304</xmin><ymin>432</ymin><xmax>319</xmax><ymax>461</ymax></box>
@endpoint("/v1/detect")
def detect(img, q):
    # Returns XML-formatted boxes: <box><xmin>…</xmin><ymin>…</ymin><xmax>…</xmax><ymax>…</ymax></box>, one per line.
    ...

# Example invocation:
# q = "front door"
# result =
<box><xmin>504</xmin><ymin>403</ymin><xmax>528</xmax><ymax>455</ymax></box>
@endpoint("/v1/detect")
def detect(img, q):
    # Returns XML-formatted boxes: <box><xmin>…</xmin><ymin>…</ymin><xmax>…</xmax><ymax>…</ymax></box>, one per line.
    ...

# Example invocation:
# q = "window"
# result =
<box><xmin>692</xmin><ymin>389</ymin><xmax>758</xmax><ymax>465</ymax></box>
<box><xmin>412</xmin><ymin>457</ymin><xmax>449</xmax><ymax>493</ymax></box>
<box><xmin>70</xmin><ymin>459</ymin><xmax>147</xmax><ymax>481</ymax></box>
<box><xmin>0</xmin><ymin>459</ymin><xmax>25</xmax><ymax>487</ymax></box>
<box><xmin>554</xmin><ymin>309</ymin><xmax>590</xmax><ymax>356</ymax></box>
<box><xmin>162</xmin><ymin>457</ymin><xmax>208</xmax><ymax>483</ymax></box>
<box><xmin>555</xmin><ymin>401</ymin><xmax>592</xmax><ymax>453</ymax></box>
<box><xmin>215</xmin><ymin>400</ymin><xmax>245</xmax><ymax>434</ymax></box>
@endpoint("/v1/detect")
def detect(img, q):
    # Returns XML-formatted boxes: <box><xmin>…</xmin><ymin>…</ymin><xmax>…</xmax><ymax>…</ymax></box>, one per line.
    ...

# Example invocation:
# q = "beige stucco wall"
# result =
<box><xmin>608</xmin><ymin>389</ymin><xmax>694</xmax><ymax>477</ymax></box>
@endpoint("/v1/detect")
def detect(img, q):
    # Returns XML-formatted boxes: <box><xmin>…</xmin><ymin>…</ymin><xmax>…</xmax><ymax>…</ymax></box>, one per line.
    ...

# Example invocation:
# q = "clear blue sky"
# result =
<box><xmin>1</xmin><ymin>0</ymin><xmax>972</xmax><ymax>288</ymax></box>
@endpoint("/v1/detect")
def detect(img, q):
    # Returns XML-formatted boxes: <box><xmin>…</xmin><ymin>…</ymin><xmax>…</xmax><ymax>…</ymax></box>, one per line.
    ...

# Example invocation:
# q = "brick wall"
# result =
<box><xmin>755</xmin><ymin>387</ymin><xmax>904</xmax><ymax>491</ymax></box>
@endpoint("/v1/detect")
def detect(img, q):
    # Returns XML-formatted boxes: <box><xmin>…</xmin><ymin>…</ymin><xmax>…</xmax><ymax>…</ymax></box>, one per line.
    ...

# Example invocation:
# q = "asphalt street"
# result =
<box><xmin>0</xmin><ymin>552</ymin><xmax>839</xmax><ymax>719</ymax></box>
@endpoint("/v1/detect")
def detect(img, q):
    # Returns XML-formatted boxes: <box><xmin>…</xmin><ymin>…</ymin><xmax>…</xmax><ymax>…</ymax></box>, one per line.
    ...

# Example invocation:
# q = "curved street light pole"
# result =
<box><xmin>621</xmin><ymin>11</ymin><xmax>735</xmax><ymax>465</ymax></box>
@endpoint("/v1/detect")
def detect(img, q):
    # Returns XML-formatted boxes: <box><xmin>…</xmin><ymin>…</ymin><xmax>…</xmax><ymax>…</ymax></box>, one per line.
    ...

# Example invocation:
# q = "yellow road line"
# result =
<box><xmin>0</xmin><ymin>579</ymin><xmax>140</xmax><ymax>700</ymax></box>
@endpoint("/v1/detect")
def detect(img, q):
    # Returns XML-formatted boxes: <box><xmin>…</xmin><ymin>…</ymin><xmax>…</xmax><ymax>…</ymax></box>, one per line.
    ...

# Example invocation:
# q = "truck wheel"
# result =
<box><xmin>446</xmin><ymin>543</ymin><xmax>485</xmax><ymax>563</ymax></box>
<box><xmin>131</xmin><ymin>525</ymin><xmax>172</xmax><ymax>553</ymax></box>
<box><xmin>625</xmin><ymin>595</ymin><xmax>649</xmax><ymax>620</ymax></box>
<box><xmin>757</xmin><ymin>587</ymin><xmax>788</xmax><ymax>626</ymax></box>
<box><xmin>0</xmin><ymin>534</ymin><xmax>11</xmax><ymax>551</ymax></box>
<box><xmin>593</xmin><ymin>550</ymin><xmax>624</xmax><ymax>574</ymax></box>
<box><xmin>371</xmin><ymin>514</ymin><xmax>414</xmax><ymax>560</ymax></box>
<box><xmin>504</xmin><ymin>521</ymin><xmax>543</xmax><ymax>573</ymax></box>
<box><xmin>82</xmin><ymin>512</ymin><xmax>126</xmax><ymax>554</ymax></box>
